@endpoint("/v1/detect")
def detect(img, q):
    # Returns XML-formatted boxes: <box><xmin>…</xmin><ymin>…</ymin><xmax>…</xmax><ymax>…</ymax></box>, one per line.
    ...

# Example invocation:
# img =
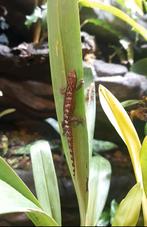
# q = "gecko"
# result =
<box><xmin>62</xmin><ymin>70</ymin><xmax>83</xmax><ymax>176</ymax></box>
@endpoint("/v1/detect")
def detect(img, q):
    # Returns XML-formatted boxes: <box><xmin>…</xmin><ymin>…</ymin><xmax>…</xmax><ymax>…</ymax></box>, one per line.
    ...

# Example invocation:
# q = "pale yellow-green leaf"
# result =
<box><xmin>140</xmin><ymin>136</ymin><xmax>147</xmax><ymax>196</ymax></box>
<box><xmin>79</xmin><ymin>0</ymin><xmax>147</xmax><ymax>40</ymax></box>
<box><xmin>0</xmin><ymin>180</ymin><xmax>58</xmax><ymax>226</ymax></box>
<box><xmin>30</xmin><ymin>140</ymin><xmax>61</xmax><ymax>225</ymax></box>
<box><xmin>134</xmin><ymin>0</ymin><xmax>143</xmax><ymax>10</ymax></box>
<box><xmin>0</xmin><ymin>108</ymin><xmax>16</xmax><ymax>118</ymax></box>
<box><xmin>112</xmin><ymin>183</ymin><xmax>142</xmax><ymax>226</ymax></box>
<box><xmin>99</xmin><ymin>85</ymin><xmax>141</xmax><ymax>183</ymax></box>
<box><xmin>99</xmin><ymin>85</ymin><xmax>147</xmax><ymax>225</ymax></box>
<box><xmin>85</xmin><ymin>155</ymin><xmax>111</xmax><ymax>226</ymax></box>
<box><xmin>0</xmin><ymin>157</ymin><xmax>40</xmax><ymax>207</ymax></box>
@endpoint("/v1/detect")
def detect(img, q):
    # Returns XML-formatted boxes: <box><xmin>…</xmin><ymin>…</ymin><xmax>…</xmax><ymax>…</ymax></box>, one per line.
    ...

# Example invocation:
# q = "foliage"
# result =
<box><xmin>92</xmin><ymin>139</ymin><xmax>118</xmax><ymax>154</ymax></box>
<box><xmin>80</xmin><ymin>0</ymin><xmax>147</xmax><ymax>64</ymax></box>
<box><xmin>0</xmin><ymin>145</ymin><xmax>59</xmax><ymax>226</ymax></box>
<box><xmin>0</xmin><ymin>0</ymin><xmax>146</xmax><ymax>226</ymax></box>
<box><xmin>47</xmin><ymin>1</ymin><xmax>111</xmax><ymax>226</ymax></box>
<box><xmin>97</xmin><ymin>200</ymin><xmax>118</xmax><ymax>226</ymax></box>
<box><xmin>25</xmin><ymin>1</ymin><xmax>147</xmax><ymax>65</ymax></box>
<box><xmin>99</xmin><ymin>85</ymin><xmax>147</xmax><ymax>226</ymax></box>
<box><xmin>131</xmin><ymin>58</ymin><xmax>147</xmax><ymax>76</ymax></box>
<box><xmin>25</xmin><ymin>4</ymin><xmax>47</xmax><ymax>28</ymax></box>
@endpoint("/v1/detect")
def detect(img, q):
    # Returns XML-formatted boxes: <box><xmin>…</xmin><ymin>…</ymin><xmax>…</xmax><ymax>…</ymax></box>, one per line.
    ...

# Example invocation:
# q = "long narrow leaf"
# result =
<box><xmin>112</xmin><ymin>183</ymin><xmax>142</xmax><ymax>226</ymax></box>
<box><xmin>0</xmin><ymin>157</ymin><xmax>40</xmax><ymax>207</ymax></box>
<box><xmin>79</xmin><ymin>0</ymin><xmax>147</xmax><ymax>40</ymax></box>
<box><xmin>0</xmin><ymin>180</ymin><xmax>58</xmax><ymax>226</ymax></box>
<box><xmin>99</xmin><ymin>85</ymin><xmax>141</xmax><ymax>183</ymax></box>
<box><xmin>84</xmin><ymin>66</ymin><xmax>96</xmax><ymax>158</ymax></box>
<box><xmin>30</xmin><ymin>140</ymin><xmax>61</xmax><ymax>225</ymax></box>
<box><xmin>99</xmin><ymin>85</ymin><xmax>147</xmax><ymax>225</ymax></box>
<box><xmin>85</xmin><ymin>155</ymin><xmax>111</xmax><ymax>226</ymax></box>
<box><xmin>0</xmin><ymin>109</ymin><xmax>16</xmax><ymax>118</ymax></box>
<box><xmin>47</xmin><ymin>1</ymin><xmax>89</xmax><ymax>224</ymax></box>
<box><xmin>140</xmin><ymin>136</ymin><xmax>147</xmax><ymax>196</ymax></box>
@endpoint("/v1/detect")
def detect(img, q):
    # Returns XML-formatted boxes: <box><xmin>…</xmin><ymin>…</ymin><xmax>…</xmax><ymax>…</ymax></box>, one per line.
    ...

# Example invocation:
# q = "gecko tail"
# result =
<box><xmin>70</xmin><ymin>150</ymin><xmax>75</xmax><ymax>176</ymax></box>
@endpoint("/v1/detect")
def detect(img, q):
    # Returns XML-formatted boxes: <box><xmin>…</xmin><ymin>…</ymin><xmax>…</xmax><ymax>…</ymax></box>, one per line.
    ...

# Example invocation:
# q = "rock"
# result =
<box><xmin>81</xmin><ymin>31</ymin><xmax>97</xmax><ymax>59</ymax></box>
<box><xmin>0</xmin><ymin>79</ymin><xmax>54</xmax><ymax>118</ymax></box>
<box><xmin>0</xmin><ymin>42</ymin><xmax>146</xmax><ymax>123</ymax></box>
<box><xmin>0</xmin><ymin>44</ymin><xmax>11</xmax><ymax>56</ymax></box>
<box><xmin>0</xmin><ymin>213</ymin><xmax>32</xmax><ymax>227</ymax></box>
<box><xmin>93</xmin><ymin>59</ymin><xmax>128</xmax><ymax>77</ymax></box>
<box><xmin>95</xmin><ymin>71</ymin><xmax>147</xmax><ymax>100</ymax></box>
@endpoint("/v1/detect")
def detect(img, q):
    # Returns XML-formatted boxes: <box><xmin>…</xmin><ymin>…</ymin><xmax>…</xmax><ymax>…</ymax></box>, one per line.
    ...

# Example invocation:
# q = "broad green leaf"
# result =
<box><xmin>79</xmin><ymin>0</ymin><xmax>147</xmax><ymax>40</ymax></box>
<box><xmin>130</xmin><ymin>58</ymin><xmax>147</xmax><ymax>76</ymax></box>
<box><xmin>85</xmin><ymin>155</ymin><xmax>111</xmax><ymax>226</ymax></box>
<box><xmin>27</xmin><ymin>211</ymin><xmax>58</xmax><ymax>227</ymax></box>
<box><xmin>112</xmin><ymin>183</ymin><xmax>142</xmax><ymax>226</ymax></box>
<box><xmin>47</xmin><ymin>1</ymin><xmax>89</xmax><ymax>224</ymax></box>
<box><xmin>30</xmin><ymin>140</ymin><xmax>61</xmax><ymax>225</ymax></box>
<box><xmin>0</xmin><ymin>179</ymin><xmax>58</xmax><ymax>226</ymax></box>
<box><xmin>0</xmin><ymin>157</ymin><xmax>40</xmax><ymax>207</ymax></box>
<box><xmin>99</xmin><ymin>85</ymin><xmax>142</xmax><ymax>183</ymax></box>
<box><xmin>140</xmin><ymin>136</ymin><xmax>147</xmax><ymax>196</ymax></box>
<box><xmin>0</xmin><ymin>108</ymin><xmax>15</xmax><ymax>118</ymax></box>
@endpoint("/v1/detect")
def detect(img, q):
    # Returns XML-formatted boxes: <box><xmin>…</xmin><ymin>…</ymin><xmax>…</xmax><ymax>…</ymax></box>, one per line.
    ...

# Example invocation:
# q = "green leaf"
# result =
<box><xmin>0</xmin><ymin>180</ymin><xmax>58</xmax><ymax>226</ymax></box>
<box><xmin>145</xmin><ymin>123</ymin><xmax>147</xmax><ymax>136</ymax></box>
<box><xmin>121</xmin><ymin>99</ymin><xmax>141</xmax><ymax>109</ymax></box>
<box><xmin>85</xmin><ymin>155</ymin><xmax>111</xmax><ymax>226</ymax></box>
<box><xmin>84</xmin><ymin>66</ymin><xmax>96</xmax><ymax>158</ymax></box>
<box><xmin>99</xmin><ymin>85</ymin><xmax>147</xmax><ymax>225</ymax></box>
<box><xmin>140</xmin><ymin>136</ymin><xmax>147</xmax><ymax>197</ymax></box>
<box><xmin>81</xmin><ymin>18</ymin><xmax>122</xmax><ymax>38</ymax></box>
<box><xmin>135</xmin><ymin>0</ymin><xmax>143</xmax><ymax>10</ymax></box>
<box><xmin>47</xmin><ymin>1</ymin><xmax>90</xmax><ymax>224</ymax></box>
<box><xmin>30</xmin><ymin>140</ymin><xmax>61</xmax><ymax>225</ymax></box>
<box><xmin>27</xmin><ymin>211</ymin><xmax>58</xmax><ymax>227</ymax></box>
<box><xmin>97</xmin><ymin>210</ymin><xmax>110</xmax><ymax>227</ymax></box>
<box><xmin>112</xmin><ymin>183</ymin><xmax>142</xmax><ymax>226</ymax></box>
<box><xmin>79</xmin><ymin>0</ymin><xmax>147</xmax><ymax>40</ymax></box>
<box><xmin>93</xmin><ymin>139</ymin><xmax>118</xmax><ymax>154</ymax></box>
<box><xmin>110</xmin><ymin>200</ymin><xmax>118</xmax><ymax>224</ymax></box>
<box><xmin>15</xmin><ymin>143</ymin><xmax>32</xmax><ymax>155</ymax></box>
<box><xmin>0</xmin><ymin>157</ymin><xmax>40</xmax><ymax>208</ymax></box>
<box><xmin>130</xmin><ymin>58</ymin><xmax>147</xmax><ymax>76</ymax></box>
<box><xmin>99</xmin><ymin>85</ymin><xmax>142</xmax><ymax>183</ymax></box>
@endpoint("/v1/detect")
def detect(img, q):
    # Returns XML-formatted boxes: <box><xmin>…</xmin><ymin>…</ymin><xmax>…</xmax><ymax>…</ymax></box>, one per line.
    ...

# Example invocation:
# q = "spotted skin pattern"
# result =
<box><xmin>62</xmin><ymin>70</ymin><xmax>81</xmax><ymax>176</ymax></box>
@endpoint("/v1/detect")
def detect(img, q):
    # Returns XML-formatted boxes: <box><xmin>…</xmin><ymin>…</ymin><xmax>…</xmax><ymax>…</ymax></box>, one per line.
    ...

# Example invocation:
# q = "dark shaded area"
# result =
<box><xmin>0</xmin><ymin>0</ymin><xmax>35</xmax><ymax>46</ymax></box>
